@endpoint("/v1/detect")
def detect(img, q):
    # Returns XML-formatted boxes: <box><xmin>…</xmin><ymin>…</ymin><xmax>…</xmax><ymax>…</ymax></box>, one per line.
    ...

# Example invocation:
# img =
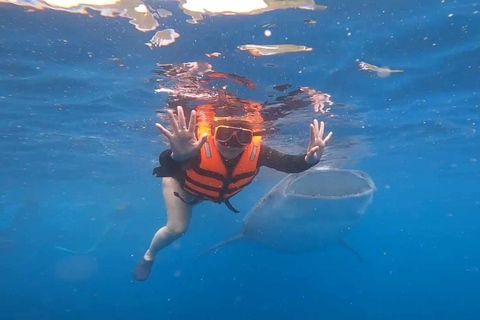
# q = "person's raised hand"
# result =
<box><xmin>155</xmin><ymin>106</ymin><xmax>208</xmax><ymax>161</ymax></box>
<box><xmin>305</xmin><ymin>119</ymin><xmax>333</xmax><ymax>164</ymax></box>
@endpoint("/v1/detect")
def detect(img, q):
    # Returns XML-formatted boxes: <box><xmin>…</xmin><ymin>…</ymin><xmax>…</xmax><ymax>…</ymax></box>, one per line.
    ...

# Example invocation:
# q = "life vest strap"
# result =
<box><xmin>193</xmin><ymin>167</ymin><xmax>228</xmax><ymax>183</ymax></box>
<box><xmin>224</xmin><ymin>199</ymin><xmax>240</xmax><ymax>213</ymax></box>
<box><xmin>175</xmin><ymin>190</ymin><xmax>239</xmax><ymax>213</ymax></box>
<box><xmin>173</xmin><ymin>192</ymin><xmax>202</xmax><ymax>206</ymax></box>
<box><xmin>185</xmin><ymin>175</ymin><xmax>222</xmax><ymax>192</ymax></box>
<box><xmin>184</xmin><ymin>181</ymin><xmax>220</xmax><ymax>199</ymax></box>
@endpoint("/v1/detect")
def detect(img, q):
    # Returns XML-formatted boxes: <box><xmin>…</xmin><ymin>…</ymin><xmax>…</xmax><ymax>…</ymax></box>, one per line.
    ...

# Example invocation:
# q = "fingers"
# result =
<box><xmin>305</xmin><ymin>146</ymin><xmax>320</xmax><ymax>163</ymax></box>
<box><xmin>309</xmin><ymin>123</ymin><xmax>315</xmax><ymax>143</ymax></box>
<box><xmin>164</xmin><ymin>106</ymin><xmax>196</xmax><ymax>135</ymax></box>
<box><xmin>155</xmin><ymin>123</ymin><xmax>173</xmax><ymax>139</ymax></box>
<box><xmin>167</xmin><ymin>109</ymin><xmax>179</xmax><ymax>133</ymax></box>
<box><xmin>177</xmin><ymin>106</ymin><xmax>187</xmax><ymax>130</ymax></box>
<box><xmin>195</xmin><ymin>133</ymin><xmax>208</xmax><ymax>149</ymax></box>
<box><xmin>324</xmin><ymin>131</ymin><xmax>333</xmax><ymax>143</ymax></box>
<box><xmin>308</xmin><ymin>146</ymin><xmax>320</xmax><ymax>156</ymax></box>
<box><xmin>188</xmin><ymin>110</ymin><xmax>197</xmax><ymax>133</ymax></box>
<box><xmin>172</xmin><ymin>113</ymin><xmax>179</xmax><ymax>123</ymax></box>
<box><xmin>311</xmin><ymin>119</ymin><xmax>330</xmax><ymax>141</ymax></box>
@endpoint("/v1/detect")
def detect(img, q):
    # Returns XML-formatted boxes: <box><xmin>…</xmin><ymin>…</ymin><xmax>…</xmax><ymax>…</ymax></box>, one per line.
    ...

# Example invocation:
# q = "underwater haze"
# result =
<box><xmin>1</xmin><ymin>0</ymin><xmax>480</xmax><ymax>319</ymax></box>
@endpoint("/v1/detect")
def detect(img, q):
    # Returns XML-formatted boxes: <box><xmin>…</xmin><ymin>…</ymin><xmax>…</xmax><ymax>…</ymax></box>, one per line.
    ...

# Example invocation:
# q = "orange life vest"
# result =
<box><xmin>183</xmin><ymin>135</ymin><xmax>261</xmax><ymax>207</ymax></box>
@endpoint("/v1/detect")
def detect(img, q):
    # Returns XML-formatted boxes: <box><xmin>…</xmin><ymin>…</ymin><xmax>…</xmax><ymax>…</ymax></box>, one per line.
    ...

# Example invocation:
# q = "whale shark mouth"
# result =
<box><xmin>285</xmin><ymin>169</ymin><xmax>376</xmax><ymax>199</ymax></box>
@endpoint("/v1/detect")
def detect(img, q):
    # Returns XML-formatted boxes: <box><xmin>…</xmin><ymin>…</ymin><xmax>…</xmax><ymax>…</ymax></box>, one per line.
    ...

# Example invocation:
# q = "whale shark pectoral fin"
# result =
<box><xmin>197</xmin><ymin>233</ymin><xmax>245</xmax><ymax>259</ymax></box>
<box><xmin>341</xmin><ymin>240</ymin><xmax>363</xmax><ymax>262</ymax></box>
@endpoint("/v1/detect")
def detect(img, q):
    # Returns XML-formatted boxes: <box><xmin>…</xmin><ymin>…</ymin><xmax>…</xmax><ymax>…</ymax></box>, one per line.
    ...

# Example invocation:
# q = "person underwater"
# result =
<box><xmin>133</xmin><ymin>106</ymin><xmax>333</xmax><ymax>281</ymax></box>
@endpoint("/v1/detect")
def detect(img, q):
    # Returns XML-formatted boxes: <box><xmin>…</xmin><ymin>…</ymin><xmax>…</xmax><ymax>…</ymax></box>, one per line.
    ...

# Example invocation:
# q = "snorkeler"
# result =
<box><xmin>133</xmin><ymin>106</ymin><xmax>333</xmax><ymax>281</ymax></box>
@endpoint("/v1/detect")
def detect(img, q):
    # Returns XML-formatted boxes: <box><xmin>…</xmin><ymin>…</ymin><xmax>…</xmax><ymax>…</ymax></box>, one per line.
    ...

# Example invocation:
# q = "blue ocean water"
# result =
<box><xmin>1</xmin><ymin>0</ymin><xmax>479</xmax><ymax>319</ymax></box>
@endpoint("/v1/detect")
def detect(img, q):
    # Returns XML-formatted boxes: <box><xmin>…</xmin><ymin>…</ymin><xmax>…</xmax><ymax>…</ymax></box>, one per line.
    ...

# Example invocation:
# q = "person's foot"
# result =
<box><xmin>133</xmin><ymin>257</ymin><xmax>154</xmax><ymax>281</ymax></box>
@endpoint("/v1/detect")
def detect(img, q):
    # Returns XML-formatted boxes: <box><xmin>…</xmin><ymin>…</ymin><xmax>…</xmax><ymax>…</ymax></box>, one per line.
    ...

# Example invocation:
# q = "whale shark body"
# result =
<box><xmin>207</xmin><ymin>168</ymin><xmax>376</xmax><ymax>255</ymax></box>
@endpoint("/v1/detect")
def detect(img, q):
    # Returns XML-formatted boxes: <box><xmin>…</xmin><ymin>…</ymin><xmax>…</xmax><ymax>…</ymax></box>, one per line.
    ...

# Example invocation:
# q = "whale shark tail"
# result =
<box><xmin>198</xmin><ymin>233</ymin><xmax>245</xmax><ymax>258</ymax></box>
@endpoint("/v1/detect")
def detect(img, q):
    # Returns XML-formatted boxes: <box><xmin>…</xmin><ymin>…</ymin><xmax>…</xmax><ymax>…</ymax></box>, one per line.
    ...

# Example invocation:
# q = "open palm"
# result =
<box><xmin>305</xmin><ymin>119</ymin><xmax>333</xmax><ymax>164</ymax></box>
<box><xmin>155</xmin><ymin>106</ymin><xmax>207</xmax><ymax>161</ymax></box>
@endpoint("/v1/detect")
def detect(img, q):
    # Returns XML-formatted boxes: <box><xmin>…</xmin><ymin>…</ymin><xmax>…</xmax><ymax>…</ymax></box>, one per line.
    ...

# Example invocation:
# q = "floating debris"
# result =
<box><xmin>180</xmin><ymin>0</ymin><xmax>326</xmax><ymax>24</ymax></box>
<box><xmin>205</xmin><ymin>52</ymin><xmax>221</xmax><ymax>58</ymax></box>
<box><xmin>238</xmin><ymin>44</ymin><xmax>313</xmax><ymax>56</ymax></box>
<box><xmin>0</xmin><ymin>0</ymin><xmax>162</xmax><ymax>32</ymax></box>
<box><xmin>273</xmin><ymin>84</ymin><xmax>292</xmax><ymax>91</ymax></box>
<box><xmin>146</xmin><ymin>29</ymin><xmax>180</xmax><ymax>49</ymax></box>
<box><xmin>298</xmin><ymin>4</ymin><xmax>326</xmax><ymax>10</ymax></box>
<box><xmin>358</xmin><ymin>61</ymin><xmax>404</xmax><ymax>77</ymax></box>
<box><xmin>206</xmin><ymin>72</ymin><xmax>255</xmax><ymax>89</ymax></box>
<box><xmin>262</xmin><ymin>23</ymin><xmax>276</xmax><ymax>28</ymax></box>
<box><xmin>300</xmin><ymin>86</ymin><xmax>333</xmax><ymax>113</ymax></box>
<box><xmin>304</xmin><ymin>19</ymin><xmax>317</xmax><ymax>24</ymax></box>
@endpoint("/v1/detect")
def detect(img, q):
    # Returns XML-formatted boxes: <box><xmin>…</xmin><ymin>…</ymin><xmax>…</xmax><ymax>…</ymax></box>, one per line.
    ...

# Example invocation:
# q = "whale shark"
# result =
<box><xmin>205</xmin><ymin>168</ymin><xmax>376</xmax><ymax>256</ymax></box>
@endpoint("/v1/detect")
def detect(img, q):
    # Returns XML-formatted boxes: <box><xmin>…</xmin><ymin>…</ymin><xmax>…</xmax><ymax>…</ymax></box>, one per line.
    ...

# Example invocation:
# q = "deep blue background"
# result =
<box><xmin>1</xmin><ymin>1</ymin><xmax>479</xmax><ymax>319</ymax></box>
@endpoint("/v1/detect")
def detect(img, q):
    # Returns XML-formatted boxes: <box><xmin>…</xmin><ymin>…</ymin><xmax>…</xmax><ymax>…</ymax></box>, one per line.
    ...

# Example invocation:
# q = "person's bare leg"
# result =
<box><xmin>133</xmin><ymin>177</ymin><xmax>195</xmax><ymax>281</ymax></box>
<box><xmin>144</xmin><ymin>177</ymin><xmax>194</xmax><ymax>260</ymax></box>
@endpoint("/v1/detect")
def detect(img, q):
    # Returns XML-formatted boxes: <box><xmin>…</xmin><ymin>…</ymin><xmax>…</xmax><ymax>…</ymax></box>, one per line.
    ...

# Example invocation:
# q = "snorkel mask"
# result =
<box><xmin>214</xmin><ymin>125</ymin><xmax>253</xmax><ymax>147</ymax></box>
